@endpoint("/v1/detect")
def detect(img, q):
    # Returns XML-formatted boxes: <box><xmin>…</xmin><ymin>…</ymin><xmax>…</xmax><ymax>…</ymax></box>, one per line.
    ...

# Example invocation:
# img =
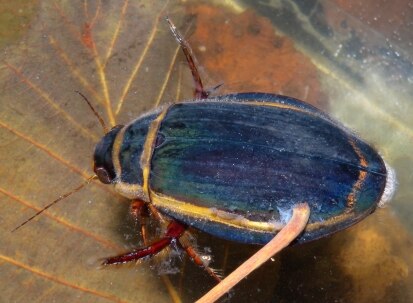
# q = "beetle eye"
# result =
<box><xmin>95</xmin><ymin>167</ymin><xmax>112</xmax><ymax>184</ymax></box>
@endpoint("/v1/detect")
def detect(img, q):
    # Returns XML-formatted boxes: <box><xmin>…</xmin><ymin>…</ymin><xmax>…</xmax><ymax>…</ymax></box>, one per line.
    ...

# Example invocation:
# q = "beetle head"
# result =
<box><xmin>93</xmin><ymin>125</ymin><xmax>124</xmax><ymax>184</ymax></box>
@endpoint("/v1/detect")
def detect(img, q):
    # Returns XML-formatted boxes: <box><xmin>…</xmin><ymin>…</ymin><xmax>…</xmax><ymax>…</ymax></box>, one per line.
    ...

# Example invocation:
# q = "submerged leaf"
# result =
<box><xmin>0</xmin><ymin>1</ymin><xmax>189</xmax><ymax>302</ymax></box>
<box><xmin>2</xmin><ymin>1</ymin><xmax>412</xmax><ymax>303</ymax></box>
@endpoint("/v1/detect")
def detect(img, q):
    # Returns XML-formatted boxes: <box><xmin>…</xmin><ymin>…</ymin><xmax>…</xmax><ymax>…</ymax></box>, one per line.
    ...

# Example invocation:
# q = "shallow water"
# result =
<box><xmin>1</xmin><ymin>1</ymin><xmax>412</xmax><ymax>302</ymax></box>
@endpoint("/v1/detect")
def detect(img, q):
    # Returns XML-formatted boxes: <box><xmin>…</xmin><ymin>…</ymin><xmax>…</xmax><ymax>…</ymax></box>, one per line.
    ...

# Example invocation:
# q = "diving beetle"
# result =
<box><xmin>92</xmin><ymin>18</ymin><xmax>396</xmax><ymax>284</ymax></box>
<box><xmin>14</xmin><ymin>16</ymin><xmax>396</xmax><ymax>301</ymax></box>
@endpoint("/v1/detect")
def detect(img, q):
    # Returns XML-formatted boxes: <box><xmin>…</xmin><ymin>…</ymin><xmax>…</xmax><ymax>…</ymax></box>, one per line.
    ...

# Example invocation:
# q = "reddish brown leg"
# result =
<box><xmin>167</xmin><ymin>17</ymin><xmax>209</xmax><ymax>99</ymax></box>
<box><xmin>102</xmin><ymin>221</ymin><xmax>186</xmax><ymax>265</ymax></box>
<box><xmin>130</xmin><ymin>200</ymin><xmax>150</xmax><ymax>245</ymax></box>
<box><xmin>109</xmin><ymin>199</ymin><xmax>221</xmax><ymax>281</ymax></box>
<box><xmin>178</xmin><ymin>231</ymin><xmax>222</xmax><ymax>282</ymax></box>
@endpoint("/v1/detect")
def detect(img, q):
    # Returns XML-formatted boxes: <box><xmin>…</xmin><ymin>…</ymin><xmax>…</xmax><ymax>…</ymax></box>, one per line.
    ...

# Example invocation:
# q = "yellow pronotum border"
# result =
<box><xmin>141</xmin><ymin>106</ymin><xmax>171</xmax><ymax>200</ymax></box>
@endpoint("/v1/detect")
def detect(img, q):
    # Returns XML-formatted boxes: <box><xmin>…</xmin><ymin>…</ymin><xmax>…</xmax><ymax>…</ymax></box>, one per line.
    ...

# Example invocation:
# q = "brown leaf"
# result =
<box><xmin>0</xmin><ymin>1</ymin><xmax>190</xmax><ymax>302</ymax></box>
<box><xmin>2</xmin><ymin>1</ymin><xmax>412</xmax><ymax>303</ymax></box>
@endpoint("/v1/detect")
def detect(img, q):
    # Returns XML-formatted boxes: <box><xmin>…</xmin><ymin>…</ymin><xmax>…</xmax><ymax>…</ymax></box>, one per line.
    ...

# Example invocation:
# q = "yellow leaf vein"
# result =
<box><xmin>0</xmin><ymin>254</ymin><xmax>127</xmax><ymax>303</ymax></box>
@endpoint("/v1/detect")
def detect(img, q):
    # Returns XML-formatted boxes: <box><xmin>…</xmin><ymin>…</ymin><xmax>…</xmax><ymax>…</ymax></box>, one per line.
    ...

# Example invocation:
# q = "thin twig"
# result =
<box><xmin>196</xmin><ymin>203</ymin><xmax>310</xmax><ymax>303</ymax></box>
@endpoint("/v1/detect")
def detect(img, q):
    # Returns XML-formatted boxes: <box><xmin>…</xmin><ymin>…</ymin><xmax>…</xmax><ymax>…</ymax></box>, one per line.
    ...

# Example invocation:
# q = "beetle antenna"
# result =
<box><xmin>11</xmin><ymin>175</ymin><xmax>98</xmax><ymax>232</ymax></box>
<box><xmin>75</xmin><ymin>91</ymin><xmax>108</xmax><ymax>134</ymax></box>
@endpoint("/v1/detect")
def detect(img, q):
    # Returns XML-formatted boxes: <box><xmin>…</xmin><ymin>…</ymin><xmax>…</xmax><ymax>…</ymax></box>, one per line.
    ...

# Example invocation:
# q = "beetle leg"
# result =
<box><xmin>130</xmin><ymin>200</ymin><xmax>150</xmax><ymax>245</ymax></box>
<box><xmin>166</xmin><ymin>17</ymin><xmax>208</xmax><ymax>99</ymax></box>
<box><xmin>102</xmin><ymin>221</ymin><xmax>186</xmax><ymax>265</ymax></box>
<box><xmin>178</xmin><ymin>230</ymin><xmax>222</xmax><ymax>282</ymax></box>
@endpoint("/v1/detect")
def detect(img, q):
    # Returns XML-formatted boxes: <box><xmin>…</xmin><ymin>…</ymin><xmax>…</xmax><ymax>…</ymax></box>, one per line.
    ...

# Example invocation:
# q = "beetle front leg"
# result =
<box><xmin>130</xmin><ymin>200</ymin><xmax>150</xmax><ymax>245</ymax></box>
<box><xmin>102</xmin><ymin>221</ymin><xmax>186</xmax><ymax>265</ymax></box>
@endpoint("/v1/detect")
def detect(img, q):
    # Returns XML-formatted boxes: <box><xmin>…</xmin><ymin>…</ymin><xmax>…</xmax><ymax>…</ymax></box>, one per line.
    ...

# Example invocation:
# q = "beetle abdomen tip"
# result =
<box><xmin>379</xmin><ymin>162</ymin><xmax>397</xmax><ymax>208</ymax></box>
